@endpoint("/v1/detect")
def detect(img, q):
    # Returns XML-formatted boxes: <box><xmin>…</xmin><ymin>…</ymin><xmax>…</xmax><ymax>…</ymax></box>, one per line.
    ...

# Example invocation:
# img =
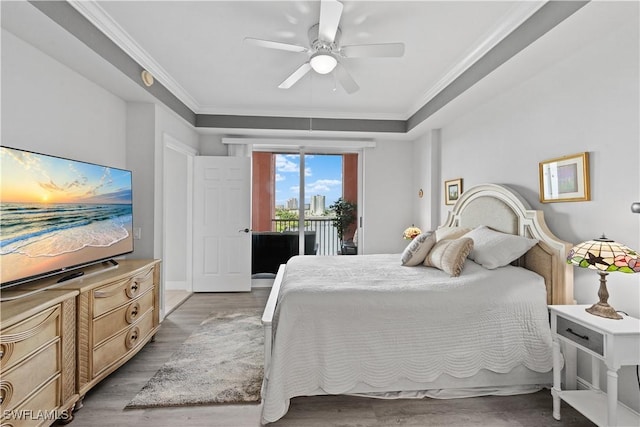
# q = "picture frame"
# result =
<box><xmin>539</xmin><ymin>152</ymin><xmax>590</xmax><ymax>203</ymax></box>
<box><xmin>444</xmin><ymin>178</ymin><xmax>463</xmax><ymax>205</ymax></box>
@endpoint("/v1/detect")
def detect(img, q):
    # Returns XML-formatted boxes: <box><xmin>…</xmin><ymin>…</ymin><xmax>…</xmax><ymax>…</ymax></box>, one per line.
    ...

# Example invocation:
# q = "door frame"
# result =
<box><xmin>250</xmin><ymin>144</ymin><xmax>366</xmax><ymax>254</ymax></box>
<box><xmin>162</xmin><ymin>133</ymin><xmax>197</xmax><ymax>318</ymax></box>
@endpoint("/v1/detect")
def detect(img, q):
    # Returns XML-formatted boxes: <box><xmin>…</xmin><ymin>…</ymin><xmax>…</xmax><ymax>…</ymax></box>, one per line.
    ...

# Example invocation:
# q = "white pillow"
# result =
<box><xmin>435</xmin><ymin>226</ymin><xmax>472</xmax><ymax>242</ymax></box>
<box><xmin>465</xmin><ymin>225</ymin><xmax>538</xmax><ymax>269</ymax></box>
<box><xmin>401</xmin><ymin>232</ymin><xmax>437</xmax><ymax>266</ymax></box>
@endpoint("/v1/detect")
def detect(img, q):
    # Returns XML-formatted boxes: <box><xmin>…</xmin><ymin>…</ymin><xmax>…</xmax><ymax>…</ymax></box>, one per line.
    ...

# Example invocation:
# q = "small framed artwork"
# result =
<box><xmin>444</xmin><ymin>178</ymin><xmax>463</xmax><ymax>205</ymax></box>
<box><xmin>539</xmin><ymin>152</ymin><xmax>590</xmax><ymax>203</ymax></box>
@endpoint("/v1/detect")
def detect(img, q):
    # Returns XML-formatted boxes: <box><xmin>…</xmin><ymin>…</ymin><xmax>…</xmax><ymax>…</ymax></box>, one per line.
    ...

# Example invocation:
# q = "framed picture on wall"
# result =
<box><xmin>444</xmin><ymin>178</ymin><xmax>463</xmax><ymax>205</ymax></box>
<box><xmin>539</xmin><ymin>152</ymin><xmax>590</xmax><ymax>203</ymax></box>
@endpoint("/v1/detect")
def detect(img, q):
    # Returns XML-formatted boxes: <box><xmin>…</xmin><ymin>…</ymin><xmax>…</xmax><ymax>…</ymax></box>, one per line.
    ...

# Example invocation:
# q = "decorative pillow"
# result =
<box><xmin>401</xmin><ymin>232</ymin><xmax>437</xmax><ymax>266</ymax></box>
<box><xmin>465</xmin><ymin>225</ymin><xmax>538</xmax><ymax>269</ymax></box>
<box><xmin>435</xmin><ymin>226</ymin><xmax>472</xmax><ymax>242</ymax></box>
<box><xmin>423</xmin><ymin>237</ymin><xmax>474</xmax><ymax>277</ymax></box>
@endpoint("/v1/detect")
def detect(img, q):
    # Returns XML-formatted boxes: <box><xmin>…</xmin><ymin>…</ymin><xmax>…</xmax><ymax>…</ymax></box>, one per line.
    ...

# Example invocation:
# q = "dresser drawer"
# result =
<box><xmin>1</xmin><ymin>375</ymin><xmax>61</xmax><ymax>427</ymax></box>
<box><xmin>557</xmin><ymin>316</ymin><xmax>604</xmax><ymax>356</ymax></box>
<box><xmin>92</xmin><ymin>266</ymin><xmax>155</xmax><ymax>317</ymax></box>
<box><xmin>92</xmin><ymin>289</ymin><xmax>154</xmax><ymax>346</ymax></box>
<box><xmin>0</xmin><ymin>306</ymin><xmax>60</xmax><ymax>372</ymax></box>
<box><xmin>0</xmin><ymin>341</ymin><xmax>59</xmax><ymax>414</ymax></box>
<box><xmin>92</xmin><ymin>310</ymin><xmax>155</xmax><ymax>377</ymax></box>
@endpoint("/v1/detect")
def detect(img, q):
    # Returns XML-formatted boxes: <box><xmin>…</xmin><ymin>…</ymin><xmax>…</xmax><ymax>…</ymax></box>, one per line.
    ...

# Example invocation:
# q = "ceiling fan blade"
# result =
<box><xmin>278</xmin><ymin>63</ymin><xmax>312</xmax><ymax>89</ymax></box>
<box><xmin>334</xmin><ymin>63</ymin><xmax>359</xmax><ymax>94</ymax></box>
<box><xmin>341</xmin><ymin>43</ymin><xmax>405</xmax><ymax>58</ymax></box>
<box><xmin>318</xmin><ymin>0</ymin><xmax>343</xmax><ymax>43</ymax></box>
<box><xmin>244</xmin><ymin>37</ymin><xmax>308</xmax><ymax>53</ymax></box>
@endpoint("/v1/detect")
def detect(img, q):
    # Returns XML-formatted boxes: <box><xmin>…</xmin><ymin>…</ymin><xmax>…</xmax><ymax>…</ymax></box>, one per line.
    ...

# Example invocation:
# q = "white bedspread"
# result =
<box><xmin>261</xmin><ymin>254</ymin><xmax>554</xmax><ymax>423</ymax></box>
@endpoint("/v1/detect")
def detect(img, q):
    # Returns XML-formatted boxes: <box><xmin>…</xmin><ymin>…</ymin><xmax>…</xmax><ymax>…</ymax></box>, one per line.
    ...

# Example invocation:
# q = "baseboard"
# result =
<box><xmin>576</xmin><ymin>376</ymin><xmax>591</xmax><ymax>390</ymax></box>
<box><xmin>252</xmin><ymin>278</ymin><xmax>274</xmax><ymax>289</ymax></box>
<box><xmin>169</xmin><ymin>279</ymin><xmax>274</xmax><ymax>290</ymax></box>
<box><xmin>165</xmin><ymin>280</ymin><xmax>188</xmax><ymax>291</ymax></box>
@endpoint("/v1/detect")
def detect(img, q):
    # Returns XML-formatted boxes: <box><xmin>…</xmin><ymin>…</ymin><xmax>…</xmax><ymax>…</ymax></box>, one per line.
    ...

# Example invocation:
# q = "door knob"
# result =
<box><xmin>239</xmin><ymin>228</ymin><xmax>250</xmax><ymax>233</ymax></box>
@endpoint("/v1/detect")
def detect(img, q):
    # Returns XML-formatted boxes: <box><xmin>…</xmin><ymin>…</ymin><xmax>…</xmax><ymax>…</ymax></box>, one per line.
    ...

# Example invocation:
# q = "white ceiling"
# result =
<box><xmin>7</xmin><ymin>0</ymin><xmax>613</xmax><ymax>142</ymax></box>
<box><xmin>69</xmin><ymin>0</ymin><xmax>545</xmax><ymax>120</ymax></box>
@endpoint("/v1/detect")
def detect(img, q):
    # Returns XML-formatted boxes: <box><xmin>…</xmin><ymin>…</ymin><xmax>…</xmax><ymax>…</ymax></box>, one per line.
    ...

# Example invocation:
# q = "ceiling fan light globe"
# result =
<box><xmin>310</xmin><ymin>53</ymin><xmax>337</xmax><ymax>74</ymax></box>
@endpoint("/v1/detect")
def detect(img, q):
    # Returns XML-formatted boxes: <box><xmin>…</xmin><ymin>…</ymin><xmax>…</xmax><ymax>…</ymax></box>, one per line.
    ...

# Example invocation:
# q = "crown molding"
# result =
<box><xmin>66</xmin><ymin>0</ymin><xmax>548</xmax><ymax>126</ymax></box>
<box><xmin>67</xmin><ymin>0</ymin><xmax>201</xmax><ymax>112</ymax></box>
<box><xmin>405</xmin><ymin>0</ymin><xmax>546</xmax><ymax>118</ymax></box>
<box><xmin>223</xmin><ymin>137</ymin><xmax>376</xmax><ymax>150</ymax></box>
<box><xmin>196</xmin><ymin>105</ymin><xmax>406</xmax><ymax>121</ymax></box>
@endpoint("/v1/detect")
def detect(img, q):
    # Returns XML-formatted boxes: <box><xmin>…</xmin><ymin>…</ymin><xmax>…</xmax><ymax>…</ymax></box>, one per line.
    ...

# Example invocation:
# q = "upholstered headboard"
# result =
<box><xmin>441</xmin><ymin>184</ymin><xmax>574</xmax><ymax>305</ymax></box>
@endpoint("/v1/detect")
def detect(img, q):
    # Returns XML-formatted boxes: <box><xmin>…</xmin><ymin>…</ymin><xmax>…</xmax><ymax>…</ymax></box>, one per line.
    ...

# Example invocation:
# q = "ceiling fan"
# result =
<box><xmin>244</xmin><ymin>0</ymin><xmax>405</xmax><ymax>94</ymax></box>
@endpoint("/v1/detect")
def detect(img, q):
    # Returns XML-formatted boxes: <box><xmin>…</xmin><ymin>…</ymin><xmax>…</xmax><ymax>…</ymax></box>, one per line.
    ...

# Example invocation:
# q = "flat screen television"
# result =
<box><xmin>1</xmin><ymin>146</ymin><xmax>134</xmax><ymax>289</ymax></box>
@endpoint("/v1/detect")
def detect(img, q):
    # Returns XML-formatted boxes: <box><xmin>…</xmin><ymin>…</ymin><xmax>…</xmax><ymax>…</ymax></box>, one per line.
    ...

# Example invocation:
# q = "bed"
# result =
<box><xmin>260</xmin><ymin>184</ymin><xmax>574</xmax><ymax>424</ymax></box>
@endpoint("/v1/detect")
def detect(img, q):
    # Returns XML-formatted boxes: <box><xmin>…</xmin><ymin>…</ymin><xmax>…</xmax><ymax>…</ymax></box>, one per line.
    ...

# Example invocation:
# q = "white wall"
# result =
<box><xmin>437</xmin><ymin>1</ymin><xmax>639</xmax><ymax>313</ymax></box>
<box><xmin>164</xmin><ymin>146</ymin><xmax>189</xmax><ymax>288</ymax></box>
<box><xmin>2</xmin><ymin>26</ymin><xmax>201</xmax><ymax>303</ymax></box>
<box><xmin>362</xmin><ymin>139</ymin><xmax>415</xmax><ymax>254</ymax></box>
<box><xmin>198</xmin><ymin>133</ymin><xmax>228</xmax><ymax>156</ymax></box>
<box><xmin>126</xmin><ymin>102</ymin><xmax>199</xmax><ymax>316</ymax></box>
<box><xmin>1</xmin><ymin>29</ymin><xmax>126</xmax><ymax>168</ymax></box>
<box><xmin>126</xmin><ymin>103</ymin><xmax>199</xmax><ymax>261</ymax></box>
<box><xmin>125</xmin><ymin>103</ymin><xmax>156</xmax><ymax>260</ymax></box>
<box><xmin>415</xmin><ymin>2</ymin><xmax>639</xmax><ymax>411</ymax></box>
<box><xmin>412</xmin><ymin>129</ymin><xmax>441</xmax><ymax>233</ymax></box>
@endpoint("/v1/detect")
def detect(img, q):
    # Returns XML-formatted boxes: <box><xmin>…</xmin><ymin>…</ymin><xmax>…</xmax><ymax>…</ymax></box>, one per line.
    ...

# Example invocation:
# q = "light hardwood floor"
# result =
<box><xmin>68</xmin><ymin>290</ymin><xmax>595</xmax><ymax>427</ymax></box>
<box><xmin>164</xmin><ymin>289</ymin><xmax>191</xmax><ymax>315</ymax></box>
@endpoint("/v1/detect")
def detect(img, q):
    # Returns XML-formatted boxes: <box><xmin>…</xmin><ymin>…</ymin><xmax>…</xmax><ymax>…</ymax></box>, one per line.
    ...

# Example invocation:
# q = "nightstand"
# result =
<box><xmin>549</xmin><ymin>305</ymin><xmax>640</xmax><ymax>427</ymax></box>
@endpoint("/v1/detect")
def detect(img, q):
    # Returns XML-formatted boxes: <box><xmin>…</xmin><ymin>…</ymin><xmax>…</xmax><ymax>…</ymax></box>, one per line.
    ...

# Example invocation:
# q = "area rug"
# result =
<box><xmin>125</xmin><ymin>308</ymin><xmax>263</xmax><ymax>409</ymax></box>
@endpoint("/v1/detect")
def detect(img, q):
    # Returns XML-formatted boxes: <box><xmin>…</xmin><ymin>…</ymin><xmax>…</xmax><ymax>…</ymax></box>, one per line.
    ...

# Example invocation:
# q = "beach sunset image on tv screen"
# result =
<box><xmin>0</xmin><ymin>146</ymin><xmax>134</xmax><ymax>287</ymax></box>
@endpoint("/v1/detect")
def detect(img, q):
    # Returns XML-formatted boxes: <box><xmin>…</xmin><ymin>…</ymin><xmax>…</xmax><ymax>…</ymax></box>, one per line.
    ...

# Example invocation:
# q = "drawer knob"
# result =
<box><xmin>125</xmin><ymin>303</ymin><xmax>141</xmax><ymax>324</ymax></box>
<box><xmin>0</xmin><ymin>380</ymin><xmax>13</xmax><ymax>409</ymax></box>
<box><xmin>566</xmin><ymin>328</ymin><xmax>589</xmax><ymax>341</ymax></box>
<box><xmin>126</xmin><ymin>282</ymin><xmax>140</xmax><ymax>298</ymax></box>
<box><xmin>125</xmin><ymin>327</ymin><xmax>141</xmax><ymax>350</ymax></box>
<box><xmin>0</xmin><ymin>343</ymin><xmax>12</xmax><ymax>363</ymax></box>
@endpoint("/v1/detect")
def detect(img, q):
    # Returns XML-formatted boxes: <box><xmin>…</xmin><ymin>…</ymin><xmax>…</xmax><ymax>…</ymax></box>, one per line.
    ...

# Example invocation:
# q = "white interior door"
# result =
<box><xmin>193</xmin><ymin>156</ymin><xmax>251</xmax><ymax>292</ymax></box>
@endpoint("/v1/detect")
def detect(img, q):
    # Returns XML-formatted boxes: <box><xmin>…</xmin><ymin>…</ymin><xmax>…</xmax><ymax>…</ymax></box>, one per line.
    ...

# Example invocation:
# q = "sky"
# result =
<box><xmin>0</xmin><ymin>147</ymin><xmax>132</xmax><ymax>204</ymax></box>
<box><xmin>274</xmin><ymin>154</ymin><xmax>342</xmax><ymax>209</ymax></box>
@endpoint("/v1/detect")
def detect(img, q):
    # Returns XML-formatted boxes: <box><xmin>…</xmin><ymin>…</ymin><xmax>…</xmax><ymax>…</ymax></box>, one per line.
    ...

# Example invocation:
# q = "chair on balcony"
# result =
<box><xmin>340</xmin><ymin>241</ymin><xmax>357</xmax><ymax>255</ymax></box>
<box><xmin>340</xmin><ymin>229</ymin><xmax>358</xmax><ymax>255</ymax></box>
<box><xmin>251</xmin><ymin>231</ymin><xmax>317</xmax><ymax>277</ymax></box>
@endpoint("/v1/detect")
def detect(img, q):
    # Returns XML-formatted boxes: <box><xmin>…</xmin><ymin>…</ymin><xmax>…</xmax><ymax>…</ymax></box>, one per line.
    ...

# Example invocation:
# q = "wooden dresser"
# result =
<box><xmin>53</xmin><ymin>259</ymin><xmax>161</xmax><ymax>402</ymax></box>
<box><xmin>0</xmin><ymin>290</ymin><xmax>78</xmax><ymax>426</ymax></box>
<box><xmin>2</xmin><ymin>258</ymin><xmax>161</xmax><ymax>423</ymax></box>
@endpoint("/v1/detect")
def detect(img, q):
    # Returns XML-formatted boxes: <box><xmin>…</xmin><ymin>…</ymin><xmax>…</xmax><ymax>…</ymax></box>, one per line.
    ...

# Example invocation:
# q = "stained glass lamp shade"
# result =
<box><xmin>567</xmin><ymin>235</ymin><xmax>640</xmax><ymax>319</ymax></box>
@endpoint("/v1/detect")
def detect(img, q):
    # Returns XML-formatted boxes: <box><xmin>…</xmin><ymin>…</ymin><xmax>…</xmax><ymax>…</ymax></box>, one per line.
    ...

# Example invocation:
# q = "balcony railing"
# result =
<box><xmin>271</xmin><ymin>218</ymin><xmax>339</xmax><ymax>255</ymax></box>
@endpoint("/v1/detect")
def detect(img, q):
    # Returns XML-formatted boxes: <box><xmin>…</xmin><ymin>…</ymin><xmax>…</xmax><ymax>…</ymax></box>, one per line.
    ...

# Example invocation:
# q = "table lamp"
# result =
<box><xmin>567</xmin><ymin>235</ymin><xmax>640</xmax><ymax>319</ymax></box>
<box><xmin>403</xmin><ymin>225</ymin><xmax>422</xmax><ymax>240</ymax></box>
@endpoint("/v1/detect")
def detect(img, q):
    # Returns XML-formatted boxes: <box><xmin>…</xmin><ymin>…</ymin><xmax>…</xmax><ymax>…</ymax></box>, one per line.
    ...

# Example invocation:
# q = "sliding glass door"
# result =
<box><xmin>251</xmin><ymin>150</ymin><xmax>359</xmax><ymax>276</ymax></box>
